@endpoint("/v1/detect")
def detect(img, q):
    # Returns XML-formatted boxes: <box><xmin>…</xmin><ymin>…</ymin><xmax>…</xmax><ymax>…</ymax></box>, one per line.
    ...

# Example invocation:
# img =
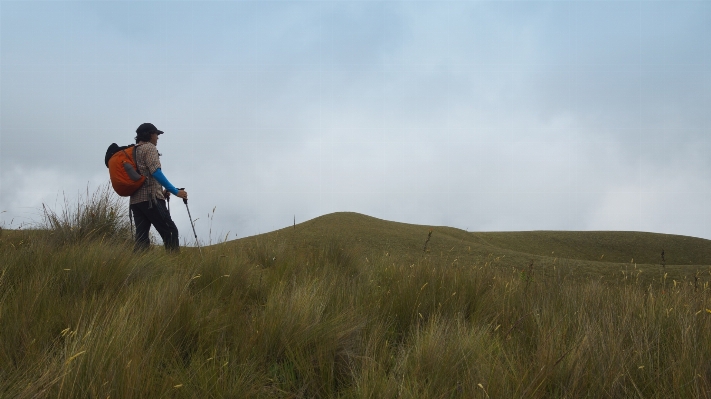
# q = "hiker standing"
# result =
<box><xmin>130</xmin><ymin>123</ymin><xmax>187</xmax><ymax>252</ymax></box>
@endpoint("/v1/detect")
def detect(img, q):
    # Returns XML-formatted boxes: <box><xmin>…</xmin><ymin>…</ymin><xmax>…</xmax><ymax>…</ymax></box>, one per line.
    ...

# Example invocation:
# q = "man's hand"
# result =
<box><xmin>177</xmin><ymin>189</ymin><xmax>188</xmax><ymax>199</ymax></box>
<box><xmin>163</xmin><ymin>189</ymin><xmax>171</xmax><ymax>199</ymax></box>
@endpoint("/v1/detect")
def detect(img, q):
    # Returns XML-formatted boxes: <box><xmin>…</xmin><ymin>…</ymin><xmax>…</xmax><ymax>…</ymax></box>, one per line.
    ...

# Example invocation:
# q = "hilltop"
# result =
<box><xmin>221</xmin><ymin>212</ymin><xmax>711</xmax><ymax>280</ymax></box>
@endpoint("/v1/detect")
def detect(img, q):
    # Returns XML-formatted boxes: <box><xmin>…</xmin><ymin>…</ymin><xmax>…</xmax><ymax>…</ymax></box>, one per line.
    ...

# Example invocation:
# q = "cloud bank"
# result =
<box><xmin>1</xmin><ymin>1</ymin><xmax>710</xmax><ymax>241</ymax></box>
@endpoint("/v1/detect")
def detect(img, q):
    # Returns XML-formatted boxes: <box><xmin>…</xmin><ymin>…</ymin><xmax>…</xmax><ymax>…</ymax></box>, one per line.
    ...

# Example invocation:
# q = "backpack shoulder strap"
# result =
<box><xmin>133</xmin><ymin>143</ymin><xmax>148</xmax><ymax>179</ymax></box>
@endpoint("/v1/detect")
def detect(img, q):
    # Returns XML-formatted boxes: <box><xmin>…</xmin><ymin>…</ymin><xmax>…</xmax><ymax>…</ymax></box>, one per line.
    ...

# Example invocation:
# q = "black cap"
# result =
<box><xmin>136</xmin><ymin>123</ymin><xmax>164</xmax><ymax>136</ymax></box>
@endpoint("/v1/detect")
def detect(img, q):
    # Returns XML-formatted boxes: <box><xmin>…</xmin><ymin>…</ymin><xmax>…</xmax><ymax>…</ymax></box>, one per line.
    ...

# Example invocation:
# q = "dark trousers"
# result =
<box><xmin>130</xmin><ymin>199</ymin><xmax>179</xmax><ymax>252</ymax></box>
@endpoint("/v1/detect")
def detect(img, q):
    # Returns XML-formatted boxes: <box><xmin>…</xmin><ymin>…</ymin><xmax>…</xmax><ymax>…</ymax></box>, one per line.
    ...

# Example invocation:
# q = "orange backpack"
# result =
<box><xmin>105</xmin><ymin>143</ymin><xmax>146</xmax><ymax>196</ymax></box>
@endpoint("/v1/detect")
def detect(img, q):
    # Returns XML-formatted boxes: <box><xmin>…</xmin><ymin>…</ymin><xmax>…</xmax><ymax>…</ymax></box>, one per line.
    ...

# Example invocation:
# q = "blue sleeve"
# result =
<box><xmin>151</xmin><ymin>168</ymin><xmax>179</xmax><ymax>195</ymax></box>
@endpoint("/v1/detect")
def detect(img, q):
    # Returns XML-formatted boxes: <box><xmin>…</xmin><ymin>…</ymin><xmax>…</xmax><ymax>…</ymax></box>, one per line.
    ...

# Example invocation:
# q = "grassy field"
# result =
<box><xmin>2</xmin><ymin>189</ymin><xmax>711</xmax><ymax>398</ymax></box>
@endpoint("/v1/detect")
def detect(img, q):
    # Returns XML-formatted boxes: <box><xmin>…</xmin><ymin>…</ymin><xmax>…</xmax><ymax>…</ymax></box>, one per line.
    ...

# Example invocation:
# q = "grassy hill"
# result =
<box><xmin>4</xmin><ymin>202</ymin><xmax>711</xmax><ymax>398</ymax></box>
<box><xmin>7</xmin><ymin>211</ymin><xmax>710</xmax><ymax>269</ymax></box>
<box><xmin>221</xmin><ymin>212</ymin><xmax>711</xmax><ymax>282</ymax></box>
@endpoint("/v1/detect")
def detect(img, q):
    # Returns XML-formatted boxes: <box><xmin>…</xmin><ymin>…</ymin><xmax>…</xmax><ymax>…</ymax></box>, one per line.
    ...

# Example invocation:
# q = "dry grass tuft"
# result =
<box><xmin>39</xmin><ymin>183</ymin><xmax>131</xmax><ymax>245</ymax></box>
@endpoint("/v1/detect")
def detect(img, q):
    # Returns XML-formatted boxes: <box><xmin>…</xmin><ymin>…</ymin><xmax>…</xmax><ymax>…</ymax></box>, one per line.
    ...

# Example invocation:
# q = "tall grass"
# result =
<box><xmin>2</xmin><ymin>193</ymin><xmax>711</xmax><ymax>397</ymax></box>
<box><xmin>39</xmin><ymin>183</ymin><xmax>131</xmax><ymax>245</ymax></box>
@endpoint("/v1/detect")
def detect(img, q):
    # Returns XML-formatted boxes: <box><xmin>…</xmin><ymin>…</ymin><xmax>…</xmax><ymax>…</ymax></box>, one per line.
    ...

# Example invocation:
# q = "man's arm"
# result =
<box><xmin>152</xmin><ymin>168</ymin><xmax>179</xmax><ymax>195</ymax></box>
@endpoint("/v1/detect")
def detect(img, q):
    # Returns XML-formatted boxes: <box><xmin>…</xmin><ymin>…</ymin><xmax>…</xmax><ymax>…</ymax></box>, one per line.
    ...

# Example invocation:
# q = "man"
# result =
<box><xmin>130</xmin><ymin>123</ymin><xmax>188</xmax><ymax>252</ymax></box>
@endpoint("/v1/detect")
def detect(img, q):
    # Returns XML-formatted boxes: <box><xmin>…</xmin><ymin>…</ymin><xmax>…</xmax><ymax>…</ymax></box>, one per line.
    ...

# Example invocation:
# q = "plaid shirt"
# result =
<box><xmin>130</xmin><ymin>142</ymin><xmax>164</xmax><ymax>205</ymax></box>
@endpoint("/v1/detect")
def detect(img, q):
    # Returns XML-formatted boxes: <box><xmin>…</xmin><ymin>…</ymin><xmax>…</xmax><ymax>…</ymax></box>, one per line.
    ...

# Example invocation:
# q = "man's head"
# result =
<box><xmin>135</xmin><ymin>123</ymin><xmax>164</xmax><ymax>145</ymax></box>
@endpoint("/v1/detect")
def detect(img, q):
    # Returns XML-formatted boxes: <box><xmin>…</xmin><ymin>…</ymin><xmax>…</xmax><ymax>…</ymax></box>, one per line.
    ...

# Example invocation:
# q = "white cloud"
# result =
<box><xmin>0</xmin><ymin>166</ymin><xmax>107</xmax><ymax>228</ymax></box>
<box><xmin>2</xmin><ymin>1</ymin><xmax>710</xmax><ymax>240</ymax></box>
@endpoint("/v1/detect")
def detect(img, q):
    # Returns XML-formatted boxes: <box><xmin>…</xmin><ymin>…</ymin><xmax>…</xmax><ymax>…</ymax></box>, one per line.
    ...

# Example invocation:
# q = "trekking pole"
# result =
<box><xmin>178</xmin><ymin>188</ymin><xmax>202</xmax><ymax>257</ymax></box>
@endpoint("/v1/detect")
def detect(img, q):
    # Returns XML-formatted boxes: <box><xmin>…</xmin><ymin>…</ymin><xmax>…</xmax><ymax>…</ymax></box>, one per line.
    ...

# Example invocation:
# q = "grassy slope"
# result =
<box><xmin>6</xmin><ymin>211</ymin><xmax>711</xmax><ymax>280</ymax></box>
<box><xmin>476</xmin><ymin>230</ymin><xmax>711</xmax><ymax>265</ymax></box>
<box><xmin>219</xmin><ymin>212</ymin><xmax>711</xmax><ymax>281</ymax></box>
<box><xmin>5</xmin><ymin>212</ymin><xmax>711</xmax><ymax>398</ymax></box>
<box><xmin>8</xmin><ymin>212</ymin><xmax>709</xmax><ymax>267</ymax></box>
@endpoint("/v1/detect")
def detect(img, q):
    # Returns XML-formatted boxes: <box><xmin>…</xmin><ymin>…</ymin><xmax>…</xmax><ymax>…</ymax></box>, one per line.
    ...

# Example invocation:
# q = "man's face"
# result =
<box><xmin>150</xmin><ymin>133</ymin><xmax>159</xmax><ymax>146</ymax></box>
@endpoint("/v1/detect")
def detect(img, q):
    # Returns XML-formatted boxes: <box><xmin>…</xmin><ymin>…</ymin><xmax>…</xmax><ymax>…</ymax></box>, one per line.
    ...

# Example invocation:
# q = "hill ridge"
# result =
<box><xmin>225</xmin><ymin>212</ymin><xmax>711</xmax><ymax>267</ymax></box>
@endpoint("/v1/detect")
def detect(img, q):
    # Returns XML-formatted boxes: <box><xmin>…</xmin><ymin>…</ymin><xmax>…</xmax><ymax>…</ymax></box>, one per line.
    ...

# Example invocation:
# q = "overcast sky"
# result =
<box><xmin>1</xmin><ymin>0</ymin><xmax>710</xmax><ymax>243</ymax></box>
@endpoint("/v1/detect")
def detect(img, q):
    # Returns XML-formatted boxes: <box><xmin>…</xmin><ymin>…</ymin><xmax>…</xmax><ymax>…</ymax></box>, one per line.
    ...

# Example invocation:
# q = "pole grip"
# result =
<box><xmin>177</xmin><ymin>188</ymin><xmax>187</xmax><ymax>204</ymax></box>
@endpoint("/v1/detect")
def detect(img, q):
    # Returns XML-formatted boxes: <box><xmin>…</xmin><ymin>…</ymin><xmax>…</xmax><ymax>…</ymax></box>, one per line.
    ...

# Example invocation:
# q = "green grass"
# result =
<box><xmin>226</xmin><ymin>212</ymin><xmax>711</xmax><ymax>284</ymax></box>
<box><xmin>2</xmin><ymin>191</ymin><xmax>711</xmax><ymax>398</ymax></box>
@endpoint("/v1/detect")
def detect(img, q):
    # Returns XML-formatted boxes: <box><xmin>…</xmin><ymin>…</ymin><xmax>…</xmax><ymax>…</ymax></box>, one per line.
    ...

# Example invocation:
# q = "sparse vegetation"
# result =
<box><xmin>2</xmin><ymin>189</ymin><xmax>711</xmax><ymax>398</ymax></box>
